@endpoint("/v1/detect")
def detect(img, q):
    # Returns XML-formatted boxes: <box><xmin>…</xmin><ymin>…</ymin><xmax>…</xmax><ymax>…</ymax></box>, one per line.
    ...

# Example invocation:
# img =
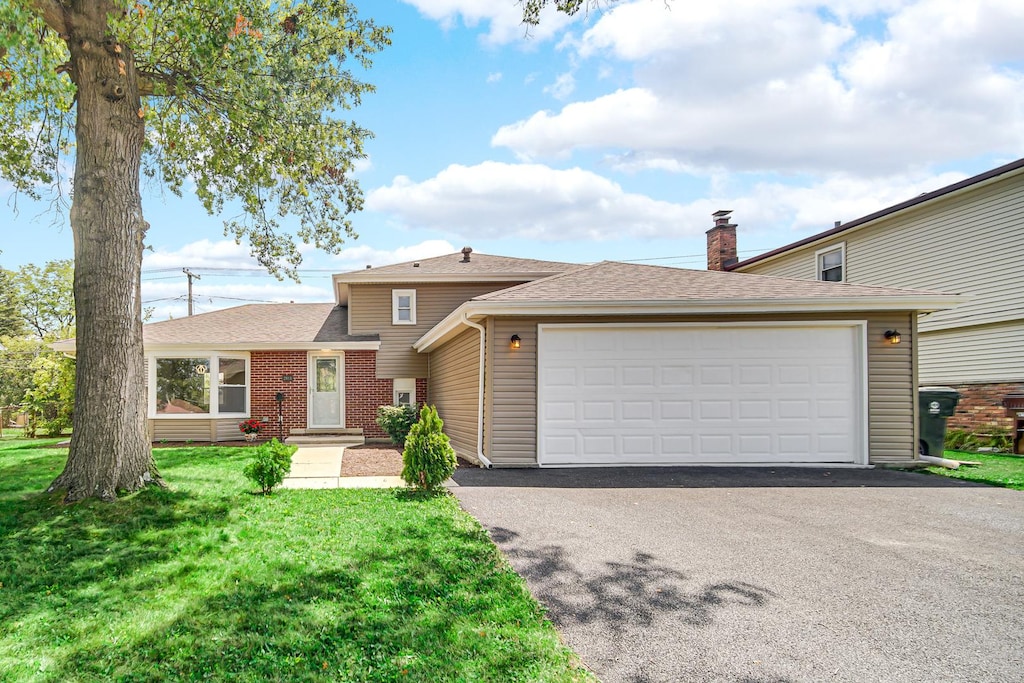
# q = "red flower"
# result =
<box><xmin>238</xmin><ymin>419</ymin><xmax>266</xmax><ymax>434</ymax></box>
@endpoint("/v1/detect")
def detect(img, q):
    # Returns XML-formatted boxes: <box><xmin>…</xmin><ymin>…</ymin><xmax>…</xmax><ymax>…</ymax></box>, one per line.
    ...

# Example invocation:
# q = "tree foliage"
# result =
<box><xmin>23</xmin><ymin>348</ymin><xmax>75</xmax><ymax>437</ymax></box>
<box><xmin>11</xmin><ymin>259</ymin><xmax>74</xmax><ymax>339</ymax></box>
<box><xmin>2</xmin><ymin>1</ymin><xmax>391</xmax><ymax>276</ymax></box>
<box><xmin>0</xmin><ymin>336</ymin><xmax>42</xmax><ymax>407</ymax></box>
<box><xmin>401</xmin><ymin>405</ymin><xmax>457</xmax><ymax>491</ymax></box>
<box><xmin>520</xmin><ymin>0</ymin><xmax>613</xmax><ymax>25</ymax></box>
<box><xmin>0</xmin><ymin>267</ymin><xmax>25</xmax><ymax>338</ymax></box>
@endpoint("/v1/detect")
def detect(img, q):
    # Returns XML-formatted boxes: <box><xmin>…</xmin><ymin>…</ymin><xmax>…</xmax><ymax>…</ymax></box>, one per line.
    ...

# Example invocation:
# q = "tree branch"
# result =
<box><xmin>31</xmin><ymin>0</ymin><xmax>68</xmax><ymax>36</ymax></box>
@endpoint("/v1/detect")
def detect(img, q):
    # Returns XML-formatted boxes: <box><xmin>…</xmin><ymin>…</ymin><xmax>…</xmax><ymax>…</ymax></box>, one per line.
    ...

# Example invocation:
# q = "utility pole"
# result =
<box><xmin>182</xmin><ymin>268</ymin><xmax>201</xmax><ymax>316</ymax></box>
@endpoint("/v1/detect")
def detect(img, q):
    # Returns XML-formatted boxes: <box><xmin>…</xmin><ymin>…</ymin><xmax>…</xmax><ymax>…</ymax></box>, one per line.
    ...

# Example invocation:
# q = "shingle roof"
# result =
<box><xmin>474</xmin><ymin>261</ymin><xmax>954</xmax><ymax>302</ymax></box>
<box><xmin>143</xmin><ymin>303</ymin><xmax>377</xmax><ymax>345</ymax></box>
<box><xmin>334</xmin><ymin>251</ymin><xmax>574</xmax><ymax>280</ymax></box>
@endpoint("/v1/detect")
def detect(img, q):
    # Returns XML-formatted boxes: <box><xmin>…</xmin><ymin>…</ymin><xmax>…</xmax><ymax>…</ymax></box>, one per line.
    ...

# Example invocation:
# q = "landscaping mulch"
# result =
<box><xmin>340</xmin><ymin>444</ymin><xmax>404</xmax><ymax>477</ymax></box>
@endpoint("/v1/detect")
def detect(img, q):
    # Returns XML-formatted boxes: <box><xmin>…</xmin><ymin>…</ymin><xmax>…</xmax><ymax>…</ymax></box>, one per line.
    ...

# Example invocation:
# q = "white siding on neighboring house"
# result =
<box><xmin>920</xmin><ymin>322</ymin><xmax>1024</xmax><ymax>385</ymax></box>
<box><xmin>737</xmin><ymin>170</ymin><xmax>1024</xmax><ymax>385</ymax></box>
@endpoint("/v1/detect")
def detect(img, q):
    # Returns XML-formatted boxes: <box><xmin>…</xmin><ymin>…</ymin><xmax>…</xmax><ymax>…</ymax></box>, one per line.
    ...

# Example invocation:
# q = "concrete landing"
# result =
<box><xmin>280</xmin><ymin>445</ymin><xmax>406</xmax><ymax>489</ymax></box>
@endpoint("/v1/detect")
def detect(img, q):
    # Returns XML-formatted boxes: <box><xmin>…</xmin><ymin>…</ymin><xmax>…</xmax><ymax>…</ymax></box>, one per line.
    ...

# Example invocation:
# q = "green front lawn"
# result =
<box><xmin>923</xmin><ymin>450</ymin><xmax>1024</xmax><ymax>491</ymax></box>
<box><xmin>0</xmin><ymin>436</ymin><xmax>590</xmax><ymax>682</ymax></box>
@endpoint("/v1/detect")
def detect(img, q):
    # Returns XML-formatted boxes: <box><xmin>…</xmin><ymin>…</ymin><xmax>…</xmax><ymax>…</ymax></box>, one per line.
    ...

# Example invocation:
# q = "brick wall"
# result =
<box><xmin>946</xmin><ymin>381</ymin><xmax>1024</xmax><ymax>431</ymax></box>
<box><xmin>345</xmin><ymin>351</ymin><xmax>398</xmax><ymax>439</ymax></box>
<box><xmin>251</xmin><ymin>351</ymin><xmax>308</xmax><ymax>440</ymax></box>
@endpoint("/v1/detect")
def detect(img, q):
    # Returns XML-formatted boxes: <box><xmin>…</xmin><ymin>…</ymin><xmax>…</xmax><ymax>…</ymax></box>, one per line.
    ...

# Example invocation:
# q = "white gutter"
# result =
<box><xmin>460</xmin><ymin>312</ymin><xmax>493</xmax><ymax>469</ymax></box>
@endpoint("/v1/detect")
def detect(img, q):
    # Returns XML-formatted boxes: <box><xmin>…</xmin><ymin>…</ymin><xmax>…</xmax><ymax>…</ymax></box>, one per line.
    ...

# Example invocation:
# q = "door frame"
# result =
<box><xmin>307</xmin><ymin>351</ymin><xmax>345</xmax><ymax>428</ymax></box>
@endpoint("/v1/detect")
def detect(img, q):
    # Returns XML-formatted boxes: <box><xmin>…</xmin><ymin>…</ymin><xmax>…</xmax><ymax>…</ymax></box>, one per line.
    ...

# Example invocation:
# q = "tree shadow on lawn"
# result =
<box><xmin>36</xmin><ymin>511</ymin><xmax>577</xmax><ymax>682</ymax></box>
<box><xmin>0</xmin><ymin>485</ymin><xmax>237</xmax><ymax>645</ymax></box>
<box><xmin>488</xmin><ymin>526</ymin><xmax>775</xmax><ymax>634</ymax></box>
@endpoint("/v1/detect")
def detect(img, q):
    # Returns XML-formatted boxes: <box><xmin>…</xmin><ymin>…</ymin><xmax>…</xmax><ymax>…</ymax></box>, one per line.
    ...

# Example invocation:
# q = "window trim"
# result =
<box><xmin>392</xmin><ymin>289</ymin><xmax>417</xmax><ymax>325</ymax></box>
<box><xmin>393</xmin><ymin>378</ymin><xmax>416</xmax><ymax>407</ymax></box>
<box><xmin>148</xmin><ymin>351</ymin><xmax>251</xmax><ymax>419</ymax></box>
<box><xmin>815</xmin><ymin>242</ymin><xmax>846</xmax><ymax>283</ymax></box>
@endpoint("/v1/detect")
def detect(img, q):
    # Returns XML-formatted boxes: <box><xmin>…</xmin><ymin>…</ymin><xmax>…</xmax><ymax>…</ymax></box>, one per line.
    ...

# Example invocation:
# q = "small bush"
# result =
<box><xmin>376</xmin><ymin>404</ymin><xmax>419</xmax><ymax>446</ymax></box>
<box><xmin>401</xmin><ymin>404</ymin><xmax>457</xmax><ymax>491</ymax></box>
<box><xmin>243</xmin><ymin>438</ymin><xmax>295</xmax><ymax>495</ymax></box>
<box><xmin>944</xmin><ymin>429</ymin><xmax>977</xmax><ymax>452</ymax></box>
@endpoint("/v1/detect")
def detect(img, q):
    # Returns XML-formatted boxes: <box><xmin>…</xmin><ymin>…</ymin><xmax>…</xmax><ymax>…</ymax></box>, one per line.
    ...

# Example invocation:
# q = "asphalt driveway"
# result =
<box><xmin>450</xmin><ymin>467</ymin><xmax>1024</xmax><ymax>682</ymax></box>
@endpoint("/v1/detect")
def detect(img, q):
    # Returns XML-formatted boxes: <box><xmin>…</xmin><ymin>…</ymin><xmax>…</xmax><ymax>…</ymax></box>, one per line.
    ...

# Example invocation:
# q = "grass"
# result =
<box><xmin>0</xmin><ymin>434</ymin><xmax>591</xmax><ymax>682</ymax></box>
<box><xmin>921</xmin><ymin>450</ymin><xmax>1024</xmax><ymax>491</ymax></box>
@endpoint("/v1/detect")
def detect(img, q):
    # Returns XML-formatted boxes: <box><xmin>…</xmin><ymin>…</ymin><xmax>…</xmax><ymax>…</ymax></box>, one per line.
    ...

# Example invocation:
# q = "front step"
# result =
<box><xmin>286</xmin><ymin>435</ymin><xmax>365</xmax><ymax>446</ymax></box>
<box><xmin>290</xmin><ymin>428</ymin><xmax>364</xmax><ymax>436</ymax></box>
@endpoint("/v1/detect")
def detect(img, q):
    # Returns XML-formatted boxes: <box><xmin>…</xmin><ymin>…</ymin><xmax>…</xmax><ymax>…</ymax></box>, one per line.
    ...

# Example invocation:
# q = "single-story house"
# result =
<box><xmin>718</xmin><ymin>157</ymin><xmax>1024</xmax><ymax>439</ymax></box>
<box><xmin>57</xmin><ymin>248</ymin><xmax>962</xmax><ymax>467</ymax></box>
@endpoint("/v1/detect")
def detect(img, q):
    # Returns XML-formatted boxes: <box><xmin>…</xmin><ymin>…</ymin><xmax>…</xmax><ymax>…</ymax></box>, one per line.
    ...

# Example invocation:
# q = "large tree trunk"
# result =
<box><xmin>48</xmin><ymin>1</ymin><xmax>162</xmax><ymax>502</ymax></box>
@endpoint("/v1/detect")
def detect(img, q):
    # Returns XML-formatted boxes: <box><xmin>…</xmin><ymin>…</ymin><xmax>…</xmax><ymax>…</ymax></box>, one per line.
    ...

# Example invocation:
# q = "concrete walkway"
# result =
<box><xmin>279</xmin><ymin>445</ymin><xmax>405</xmax><ymax>489</ymax></box>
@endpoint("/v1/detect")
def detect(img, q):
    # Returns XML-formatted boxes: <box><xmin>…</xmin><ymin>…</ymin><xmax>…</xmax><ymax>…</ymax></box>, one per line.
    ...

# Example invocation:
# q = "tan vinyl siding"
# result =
<box><xmin>489</xmin><ymin>318</ymin><xmax>539</xmax><ymax>466</ymax></box>
<box><xmin>487</xmin><ymin>312</ymin><xmax>916</xmax><ymax>466</ymax></box>
<box><xmin>149</xmin><ymin>418</ymin><xmax>240</xmax><ymax>442</ymax></box>
<box><xmin>349</xmin><ymin>282</ymin><xmax>524</xmax><ymax>378</ymax></box>
<box><xmin>427</xmin><ymin>326</ymin><xmax>481</xmax><ymax>463</ymax></box>
<box><xmin>738</xmin><ymin>173</ymin><xmax>1024</xmax><ymax>334</ymax></box>
<box><xmin>920</xmin><ymin>321</ymin><xmax>1024</xmax><ymax>385</ymax></box>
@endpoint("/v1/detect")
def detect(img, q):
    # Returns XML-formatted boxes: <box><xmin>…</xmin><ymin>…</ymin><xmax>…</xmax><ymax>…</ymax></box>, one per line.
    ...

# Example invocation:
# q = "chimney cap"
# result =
<box><xmin>460</xmin><ymin>246</ymin><xmax>473</xmax><ymax>262</ymax></box>
<box><xmin>712</xmin><ymin>209</ymin><xmax>733</xmax><ymax>218</ymax></box>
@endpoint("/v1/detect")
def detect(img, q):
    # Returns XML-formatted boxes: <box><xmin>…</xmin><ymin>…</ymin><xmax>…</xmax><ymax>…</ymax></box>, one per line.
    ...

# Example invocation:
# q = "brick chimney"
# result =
<box><xmin>706</xmin><ymin>210</ymin><xmax>738</xmax><ymax>271</ymax></box>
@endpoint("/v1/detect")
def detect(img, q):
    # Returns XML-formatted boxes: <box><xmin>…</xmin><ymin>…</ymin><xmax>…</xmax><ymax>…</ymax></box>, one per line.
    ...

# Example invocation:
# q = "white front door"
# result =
<box><xmin>308</xmin><ymin>353</ymin><xmax>344</xmax><ymax>428</ymax></box>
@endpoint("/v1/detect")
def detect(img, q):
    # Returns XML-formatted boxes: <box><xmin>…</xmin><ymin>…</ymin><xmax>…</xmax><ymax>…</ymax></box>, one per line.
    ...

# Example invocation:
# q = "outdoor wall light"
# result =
<box><xmin>510</xmin><ymin>334</ymin><xmax>522</xmax><ymax>349</ymax></box>
<box><xmin>884</xmin><ymin>330</ymin><xmax>902</xmax><ymax>345</ymax></box>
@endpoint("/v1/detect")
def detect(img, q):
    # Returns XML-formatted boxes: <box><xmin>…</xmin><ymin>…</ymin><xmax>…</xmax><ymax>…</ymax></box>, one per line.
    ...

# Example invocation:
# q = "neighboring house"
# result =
<box><xmin>55</xmin><ymin>248</ymin><xmax>961</xmax><ymax>467</ymax></box>
<box><xmin>720</xmin><ymin>157</ymin><xmax>1024</xmax><ymax>443</ymax></box>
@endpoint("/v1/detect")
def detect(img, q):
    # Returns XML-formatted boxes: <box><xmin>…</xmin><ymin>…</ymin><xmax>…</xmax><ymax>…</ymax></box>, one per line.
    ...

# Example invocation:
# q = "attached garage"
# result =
<box><xmin>414</xmin><ymin>260</ymin><xmax>965</xmax><ymax>469</ymax></box>
<box><xmin>537</xmin><ymin>323</ymin><xmax>866</xmax><ymax>466</ymax></box>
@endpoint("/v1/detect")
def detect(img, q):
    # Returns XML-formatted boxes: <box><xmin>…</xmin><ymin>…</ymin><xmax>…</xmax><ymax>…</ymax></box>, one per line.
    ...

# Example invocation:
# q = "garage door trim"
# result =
<box><xmin>536</xmin><ymin>321</ymin><xmax>869</xmax><ymax>467</ymax></box>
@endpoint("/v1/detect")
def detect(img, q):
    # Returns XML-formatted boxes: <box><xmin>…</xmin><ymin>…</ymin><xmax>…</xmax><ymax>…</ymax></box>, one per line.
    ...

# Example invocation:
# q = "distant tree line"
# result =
<box><xmin>0</xmin><ymin>259</ymin><xmax>75</xmax><ymax>436</ymax></box>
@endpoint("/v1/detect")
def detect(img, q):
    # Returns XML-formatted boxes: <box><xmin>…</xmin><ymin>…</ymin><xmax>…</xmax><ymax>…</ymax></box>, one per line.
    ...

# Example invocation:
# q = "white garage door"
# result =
<box><xmin>537</xmin><ymin>323</ymin><xmax>865</xmax><ymax>466</ymax></box>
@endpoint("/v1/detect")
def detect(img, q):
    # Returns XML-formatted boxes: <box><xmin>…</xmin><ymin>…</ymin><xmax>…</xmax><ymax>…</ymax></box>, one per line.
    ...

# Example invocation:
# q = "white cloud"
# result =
<box><xmin>543</xmin><ymin>72</ymin><xmax>576</xmax><ymax>100</ymax></box>
<box><xmin>486</xmin><ymin>72</ymin><xmax>503</xmax><ymax>83</ymax></box>
<box><xmin>399</xmin><ymin>0</ymin><xmax>576</xmax><ymax>45</ymax></box>
<box><xmin>367</xmin><ymin>162</ymin><xmax>696</xmax><ymax>240</ymax></box>
<box><xmin>366</xmin><ymin>160</ymin><xmax>969</xmax><ymax>245</ymax></box>
<box><xmin>144</xmin><ymin>239</ymin><xmax>259</xmax><ymax>270</ymax></box>
<box><xmin>331</xmin><ymin>239</ymin><xmax>457</xmax><ymax>271</ymax></box>
<box><xmin>492</xmin><ymin>0</ymin><xmax>1024</xmax><ymax>174</ymax></box>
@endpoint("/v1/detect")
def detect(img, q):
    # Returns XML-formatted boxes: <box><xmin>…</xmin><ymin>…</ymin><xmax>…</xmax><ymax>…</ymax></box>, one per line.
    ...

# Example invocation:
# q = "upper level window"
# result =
<box><xmin>392</xmin><ymin>289</ymin><xmax>417</xmax><ymax>325</ymax></box>
<box><xmin>816</xmin><ymin>244</ymin><xmax>845</xmax><ymax>282</ymax></box>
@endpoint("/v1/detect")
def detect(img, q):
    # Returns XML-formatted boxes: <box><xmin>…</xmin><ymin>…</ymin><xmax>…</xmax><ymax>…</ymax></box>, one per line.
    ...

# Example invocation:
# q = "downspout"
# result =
<box><xmin>461</xmin><ymin>313</ymin><xmax>493</xmax><ymax>468</ymax></box>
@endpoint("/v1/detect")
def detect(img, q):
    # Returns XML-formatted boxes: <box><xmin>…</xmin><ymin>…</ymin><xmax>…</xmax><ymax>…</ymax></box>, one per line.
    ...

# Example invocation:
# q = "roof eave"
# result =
<box><xmin>52</xmin><ymin>340</ymin><xmax>382</xmax><ymax>353</ymax></box>
<box><xmin>414</xmin><ymin>295</ymin><xmax>968</xmax><ymax>353</ymax></box>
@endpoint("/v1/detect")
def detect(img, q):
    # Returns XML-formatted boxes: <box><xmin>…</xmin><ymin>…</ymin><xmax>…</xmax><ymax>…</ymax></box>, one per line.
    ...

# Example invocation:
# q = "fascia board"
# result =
<box><xmin>53</xmin><ymin>341</ymin><xmax>382</xmax><ymax>353</ymax></box>
<box><xmin>414</xmin><ymin>296</ymin><xmax>968</xmax><ymax>352</ymax></box>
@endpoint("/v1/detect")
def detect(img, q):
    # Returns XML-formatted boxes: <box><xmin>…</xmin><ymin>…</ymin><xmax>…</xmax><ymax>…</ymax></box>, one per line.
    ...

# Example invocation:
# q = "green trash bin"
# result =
<box><xmin>918</xmin><ymin>387</ymin><xmax>961</xmax><ymax>456</ymax></box>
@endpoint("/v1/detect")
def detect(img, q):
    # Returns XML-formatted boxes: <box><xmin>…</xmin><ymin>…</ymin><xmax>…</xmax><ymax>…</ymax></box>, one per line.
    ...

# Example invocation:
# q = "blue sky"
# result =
<box><xmin>3</xmin><ymin>0</ymin><xmax>1022</xmax><ymax>320</ymax></box>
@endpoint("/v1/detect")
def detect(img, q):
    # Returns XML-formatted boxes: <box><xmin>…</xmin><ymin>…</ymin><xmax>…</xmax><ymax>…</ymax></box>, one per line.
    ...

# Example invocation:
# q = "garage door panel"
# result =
<box><xmin>538</xmin><ymin>325</ymin><xmax>863</xmax><ymax>466</ymax></box>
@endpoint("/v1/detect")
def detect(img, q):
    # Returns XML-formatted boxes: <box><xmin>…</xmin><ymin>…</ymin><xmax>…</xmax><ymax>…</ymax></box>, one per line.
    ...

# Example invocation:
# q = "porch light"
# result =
<box><xmin>884</xmin><ymin>330</ymin><xmax>901</xmax><ymax>345</ymax></box>
<box><xmin>510</xmin><ymin>334</ymin><xmax>521</xmax><ymax>350</ymax></box>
